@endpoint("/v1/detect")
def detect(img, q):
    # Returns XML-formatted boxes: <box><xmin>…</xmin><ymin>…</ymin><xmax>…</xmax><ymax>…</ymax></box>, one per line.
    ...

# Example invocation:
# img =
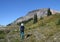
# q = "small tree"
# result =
<box><xmin>33</xmin><ymin>13</ymin><xmax>37</xmax><ymax>23</ymax></box>
<box><xmin>47</xmin><ymin>8</ymin><xmax>52</xmax><ymax>16</ymax></box>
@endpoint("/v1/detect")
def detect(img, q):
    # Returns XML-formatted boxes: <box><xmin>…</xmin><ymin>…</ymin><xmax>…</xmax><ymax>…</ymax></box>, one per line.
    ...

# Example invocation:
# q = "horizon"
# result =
<box><xmin>0</xmin><ymin>0</ymin><xmax>60</xmax><ymax>26</ymax></box>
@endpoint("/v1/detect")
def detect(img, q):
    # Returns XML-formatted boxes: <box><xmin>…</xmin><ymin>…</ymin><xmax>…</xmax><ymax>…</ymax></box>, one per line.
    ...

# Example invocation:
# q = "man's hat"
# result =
<box><xmin>21</xmin><ymin>23</ymin><xmax>24</xmax><ymax>26</ymax></box>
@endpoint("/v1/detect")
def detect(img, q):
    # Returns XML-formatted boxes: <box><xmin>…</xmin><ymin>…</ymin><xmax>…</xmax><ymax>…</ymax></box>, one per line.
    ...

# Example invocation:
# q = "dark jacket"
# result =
<box><xmin>20</xmin><ymin>26</ymin><xmax>24</xmax><ymax>32</ymax></box>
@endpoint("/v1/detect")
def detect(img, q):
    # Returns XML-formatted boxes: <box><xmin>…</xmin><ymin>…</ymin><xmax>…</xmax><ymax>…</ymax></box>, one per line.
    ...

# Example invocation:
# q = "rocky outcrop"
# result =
<box><xmin>9</xmin><ymin>8</ymin><xmax>60</xmax><ymax>25</ymax></box>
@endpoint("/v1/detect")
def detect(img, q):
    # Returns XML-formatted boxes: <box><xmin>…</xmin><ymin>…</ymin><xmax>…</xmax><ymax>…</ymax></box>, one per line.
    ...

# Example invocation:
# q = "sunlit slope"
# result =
<box><xmin>1</xmin><ymin>13</ymin><xmax>60</xmax><ymax>42</ymax></box>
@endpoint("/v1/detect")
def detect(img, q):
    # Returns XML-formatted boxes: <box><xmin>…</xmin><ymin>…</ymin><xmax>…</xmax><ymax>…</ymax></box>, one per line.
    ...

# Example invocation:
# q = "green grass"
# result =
<box><xmin>0</xmin><ymin>30</ymin><xmax>6</xmax><ymax>39</ymax></box>
<box><xmin>24</xmin><ymin>13</ymin><xmax>60</xmax><ymax>41</ymax></box>
<box><xmin>25</xmin><ymin>14</ymin><xmax>60</xmax><ymax>29</ymax></box>
<box><xmin>5</xmin><ymin>13</ymin><xmax>60</xmax><ymax>42</ymax></box>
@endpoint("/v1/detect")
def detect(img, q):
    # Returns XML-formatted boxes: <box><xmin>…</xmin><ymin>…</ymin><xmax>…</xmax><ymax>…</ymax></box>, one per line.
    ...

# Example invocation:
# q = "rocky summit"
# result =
<box><xmin>11</xmin><ymin>8</ymin><xmax>60</xmax><ymax>25</ymax></box>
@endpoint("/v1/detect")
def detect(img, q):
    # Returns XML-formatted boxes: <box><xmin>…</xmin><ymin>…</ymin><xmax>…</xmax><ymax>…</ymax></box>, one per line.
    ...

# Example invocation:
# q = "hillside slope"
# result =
<box><xmin>1</xmin><ymin>13</ymin><xmax>60</xmax><ymax>42</ymax></box>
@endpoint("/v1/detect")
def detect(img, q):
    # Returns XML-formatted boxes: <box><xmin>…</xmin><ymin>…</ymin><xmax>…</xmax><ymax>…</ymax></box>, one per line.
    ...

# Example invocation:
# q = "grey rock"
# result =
<box><xmin>9</xmin><ymin>8</ymin><xmax>60</xmax><ymax>25</ymax></box>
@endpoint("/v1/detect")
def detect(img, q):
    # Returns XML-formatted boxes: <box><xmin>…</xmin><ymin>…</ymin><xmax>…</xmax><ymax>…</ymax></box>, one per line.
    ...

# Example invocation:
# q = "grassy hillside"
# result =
<box><xmin>25</xmin><ymin>14</ymin><xmax>60</xmax><ymax>29</ymax></box>
<box><xmin>0</xmin><ymin>13</ymin><xmax>60</xmax><ymax>42</ymax></box>
<box><xmin>24</xmin><ymin>14</ymin><xmax>60</xmax><ymax>42</ymax></box>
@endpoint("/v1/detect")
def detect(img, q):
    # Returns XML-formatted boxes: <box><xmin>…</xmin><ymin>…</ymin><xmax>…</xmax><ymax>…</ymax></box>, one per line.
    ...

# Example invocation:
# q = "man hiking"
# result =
<box><xmin>20</xmin><ymin>23</ymin><xmax>25</xmax><ymax>39</ymax></box>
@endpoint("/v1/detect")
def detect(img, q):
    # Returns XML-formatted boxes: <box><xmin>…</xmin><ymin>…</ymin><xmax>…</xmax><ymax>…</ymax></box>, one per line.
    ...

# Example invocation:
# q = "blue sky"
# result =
<box><xmin>0</xmin><ymin>0</ymin><xmax>60</xmax><ymax>25</ymax></box>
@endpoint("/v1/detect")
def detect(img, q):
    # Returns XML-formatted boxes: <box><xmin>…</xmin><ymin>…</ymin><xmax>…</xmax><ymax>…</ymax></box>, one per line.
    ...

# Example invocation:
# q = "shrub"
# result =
<box><xmin>29</xmin><ymin>28</ymin><xmax>31</xmax><ymax>30</ymax></box>
<box><xmin>0</xmin><ymin>30</ymin><xmax>5</xmax><ymax>34</ymax></box>
<box><xmin>33</xmin><ymin>13</ymin><xmax>38</xmax><ymax>23</ymax></box>
<box><xmin>0</xmin><ymin>34</ymin><xmax>5</xmax><ymax>39</ymax></box>
<box><xmin>0</xmin><ymin>30</ymin><xmax>6</xmax><ymax>39</ymax></box>
<box><xmin>56</xmin><ymin>19</ymin><xmax>60</xmax><ymax>25</ymax></box>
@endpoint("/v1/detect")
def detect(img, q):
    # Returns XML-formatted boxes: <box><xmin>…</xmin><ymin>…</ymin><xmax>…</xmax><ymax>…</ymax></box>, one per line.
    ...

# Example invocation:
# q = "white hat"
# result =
<box><xmin>21</xmin><ymin>23</ymin><xmax>24</xmax><ymax>26</ymax></box>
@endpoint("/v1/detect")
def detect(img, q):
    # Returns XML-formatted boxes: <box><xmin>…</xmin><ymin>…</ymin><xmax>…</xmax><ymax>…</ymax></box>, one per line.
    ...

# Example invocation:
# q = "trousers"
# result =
<box><xmin>20</xmin><ymin>31</ymin><xmax>24</xmax><ymax>39</ymax></box>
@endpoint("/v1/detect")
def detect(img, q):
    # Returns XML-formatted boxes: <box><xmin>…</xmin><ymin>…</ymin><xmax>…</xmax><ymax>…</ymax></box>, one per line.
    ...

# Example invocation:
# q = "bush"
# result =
<box><xmin>0</xmin><ymin>34</ymin><xmax>5</xmax><ymax>39</ymax></box>
<box><xmin>56</xmin><ymin>19</ymin><xmax>60</xmax><ymax>25</ymax></box>
<box><xmin>0</xmin><ymin>30</ymin><xmax>5</xmax><ymax>34</ymax></box>
<box><xmin>29</xmin><ymin>28</ymin><xmax>31</xmax><ymax>30</ymax></box>
<box><xmin>33</xmin><ymin>13</ymin><xmax>38</xmax><ymax>23</ymax></box>
<box><xmin>0</xmin><ymin>30</ymin><xmax>6</xmax><ymax>39</ymax></box>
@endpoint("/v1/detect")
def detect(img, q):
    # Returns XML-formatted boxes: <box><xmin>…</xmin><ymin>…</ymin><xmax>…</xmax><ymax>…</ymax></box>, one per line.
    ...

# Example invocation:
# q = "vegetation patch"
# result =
<box><xmin>0</xmin><ymin>30</ymin><xmax>6</xmax><ymax>39</ymax></box>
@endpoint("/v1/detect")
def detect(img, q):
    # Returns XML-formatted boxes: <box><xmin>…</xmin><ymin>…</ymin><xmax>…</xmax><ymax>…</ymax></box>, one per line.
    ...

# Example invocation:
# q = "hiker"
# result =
<box><xmin>20</xmin><ymin>23</ymin><xmax>25</xmax><ymax>39</ymax></box>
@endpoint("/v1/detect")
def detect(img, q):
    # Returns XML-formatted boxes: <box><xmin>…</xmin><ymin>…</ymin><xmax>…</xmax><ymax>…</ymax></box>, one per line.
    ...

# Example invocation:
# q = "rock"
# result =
<box><xmin>8</xmin><ymin>8</ymin><xmax>60</xmax><ymax>25</ymax></box>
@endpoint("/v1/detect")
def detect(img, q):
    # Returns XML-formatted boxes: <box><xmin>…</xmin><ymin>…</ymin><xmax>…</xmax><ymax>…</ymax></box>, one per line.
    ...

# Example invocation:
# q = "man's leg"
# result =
<box><xmin>21</xmin><ymin>32</ymin><xmax>24</xmax><ymax>39</ymax></box>
<box><xmin>20</xmin><ymin>31</ymin><xmax>22</xmax><ymax>39</ymax></box>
